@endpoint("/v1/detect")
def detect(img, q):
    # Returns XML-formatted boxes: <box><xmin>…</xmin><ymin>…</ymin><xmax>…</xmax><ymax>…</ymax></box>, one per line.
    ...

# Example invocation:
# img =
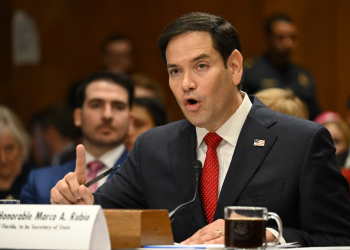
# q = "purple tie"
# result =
<box><xmin>87</xmin><ymin>161</ymin><xmax>104</xmax><ymax>193</ymax></box>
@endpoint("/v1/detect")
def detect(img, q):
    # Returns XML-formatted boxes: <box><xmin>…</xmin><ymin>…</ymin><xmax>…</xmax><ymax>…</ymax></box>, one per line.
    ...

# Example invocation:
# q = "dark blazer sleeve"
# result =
<box><xmin>19</xmin><ymin>170</ymin><xmax>38</xmax><ymax>204</ymax></box>
<box><xmin>19</xmin><ymin>161</ymin><xmax>76</xmax><ymax>204</ymax></box>
<box><xmin>95</xmin><ymin>101</ymin><xmax>350</xmax><ymax>245</ymax></box>
<box><xmin>94</xmin><ymin>120</ymin><xmax>203</xmax><ymax>243</ymax></box>
<box><xmin>283</xmin><ymin>125</ymin><xmax>350</xmax><ymax>246</ymax></box>
<box><xmin>19</xmin><ymin>167</ymin><xmax>55</xmax><ymax>204</ymax></box>
<box><xmin>216</xmin><ymin>97</ymin><xmax>350</xmax><ymax>247</ymax></box>
<box><xmin>93</xmin><ymin>134</ymin><xmax>147</xmax><ymax>209</ymax></box>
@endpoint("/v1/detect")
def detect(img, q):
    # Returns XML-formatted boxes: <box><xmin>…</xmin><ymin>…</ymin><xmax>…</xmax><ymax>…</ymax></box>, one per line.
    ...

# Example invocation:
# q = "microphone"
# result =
<box><xmin>168</xmin><ymin>160</ymin><xmax>202</xmax><ymax>222</ymax></box>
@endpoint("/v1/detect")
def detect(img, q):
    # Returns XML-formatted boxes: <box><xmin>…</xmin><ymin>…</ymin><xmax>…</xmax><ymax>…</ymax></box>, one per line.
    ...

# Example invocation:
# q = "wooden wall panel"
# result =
<box><xmin>335</xmin><ymin>0</ymin><xmax>350</xmax><ymax>117</ymax></box>
<box><xmin>1</xmin><ymin>0</ymin><xmax>350</xmax><ymax>125</ymax></box>
<box><xmin>0</xmin><ymin>1</ymin><xmax>12</xmax><ymax>109</ymax></box>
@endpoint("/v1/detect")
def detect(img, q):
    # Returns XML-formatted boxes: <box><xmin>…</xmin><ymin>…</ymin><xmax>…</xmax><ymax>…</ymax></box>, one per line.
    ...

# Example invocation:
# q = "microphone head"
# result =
<box><xmin>192</xmin><ymin>160</ymin><xmax>203</xmax><ymax>179</ymax></box>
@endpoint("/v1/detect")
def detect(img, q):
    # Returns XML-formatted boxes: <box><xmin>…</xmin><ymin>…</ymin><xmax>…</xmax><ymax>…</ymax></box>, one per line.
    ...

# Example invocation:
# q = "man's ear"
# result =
<box><xmin>227</xmin><ymin>49</ymin><xmax>243</xmax><ymax>87</ymax></box>
<box><xmin>73</xmin><ymin>108</ymin><xmax>82</xmax><ymax>127</ymax></box>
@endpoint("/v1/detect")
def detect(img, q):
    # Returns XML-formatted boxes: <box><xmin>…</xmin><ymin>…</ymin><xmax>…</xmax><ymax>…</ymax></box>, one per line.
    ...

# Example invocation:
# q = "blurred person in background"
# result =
<box><xmin>314</xmin><ymin>111</ymin><xmax>350</xmax><ymax>167</ymax></box>
<box><xmin>0</xmin><ymin>105</ymin><xmax>32</xmax><ymax>200</ymax></box>
<box><xmin>130</xmin><ymin>73</ymin><xmax>165</xmax><ymax>103</ymax></box>
<box><xmin>124</xmin><ymin>98</ymin><xmax>168</xmax><ymax>151</ymax></box>
<box><xmin>255</xmin><ymin>88</ymin><xmax>309</xmax><ymax>119</ymax></box>
<box><xmin>243</xmin><ymin>13</ymin><xmax>321</xmax><ymax>120</ymax></box>
<box><xmin>67</xmin><ymin>33</ymin><xmax>135</xmax><ymax>110</ymax></box>
<box><xmin>68</xmin><ymin>34</ymin><xmax>161</xmax><ymax>111</ymax></box>
<box><xmin>30</xmin><ymin>104</ymin><xmax>80</xmax><ymax>166</ymax></box>
<box><xmin>102</xmin><ymin>34</ymin><xmax>166</xmax><ymax>105</ymax></box>
<box><xmin>19</xmin><ymin>71</ymin><xmax>133</xmax><ymax>204</ymax></box>
<box><xmin>315</xmin><ymin>109</ymin><xmax>350</xmax><ymax>198</ymax></box>
<box><xmin>101</xmin><ymin>33</ymin><xmax>134</xmax><ymax>74</ymax></box>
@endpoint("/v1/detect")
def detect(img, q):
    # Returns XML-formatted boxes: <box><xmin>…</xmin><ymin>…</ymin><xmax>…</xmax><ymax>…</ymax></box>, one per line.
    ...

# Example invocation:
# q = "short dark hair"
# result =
<box><xmin>101</xmin><ymin>33</ymin><xmax>133</xmax><ymax>54</ymax></box>
<box><xmin>76</xmin><ymin>71</ymin><xmax>134</xmax><ymax>108</ymax></box>
<box><xmin>158</xmin><ymin>12</ymin><xmax>241</xmax><ymax>66</ymax></box>
<box><xmin>31</xmin><ymin>104</ymin><xmax>79</xmax><ymax>139</ymax></box>
<box><xmin>133</xmin><ymin>98</ymin><xmax>167</xmax><ymax>127</ymax></box>
<box><xmin>265</xmin><ymin>13</ymin><xmax>293</xmax><ymax>35</ymax></box>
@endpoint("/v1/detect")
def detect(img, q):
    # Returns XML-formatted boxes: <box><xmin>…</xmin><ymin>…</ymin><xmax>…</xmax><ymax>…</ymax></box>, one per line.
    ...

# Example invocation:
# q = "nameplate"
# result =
<box><xmin>0</xmin><ymin>205</ymin><xmax>110</xmax><ymax>249</ymax></box>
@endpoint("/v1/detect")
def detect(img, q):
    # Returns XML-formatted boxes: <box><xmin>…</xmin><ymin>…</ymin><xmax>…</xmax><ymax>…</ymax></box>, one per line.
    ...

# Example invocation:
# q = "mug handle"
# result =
<box><xmin>265</xmin><ymin>212</ymin><xmax>283</xmax><ymax>247</ymax></box>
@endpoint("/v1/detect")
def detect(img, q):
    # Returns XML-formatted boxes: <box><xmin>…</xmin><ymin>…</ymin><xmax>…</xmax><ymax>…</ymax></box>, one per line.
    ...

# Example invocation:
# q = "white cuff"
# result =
<box><xmin>266</xmin><ymin>227</ymin><xmax>286</xmax><ymax>245</ymax></box>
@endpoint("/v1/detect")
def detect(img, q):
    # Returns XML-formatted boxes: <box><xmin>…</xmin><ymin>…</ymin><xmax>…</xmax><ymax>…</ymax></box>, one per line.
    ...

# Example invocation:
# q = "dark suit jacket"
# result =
<box><xmin>52</xmin><ymin>143</ymin><xmax>77</xmax><ymax>165</ymax></box>
<box><xmin>0</xmin><ymin>162</ymin><xmax>33</xmax><ymax>199</ymax></box>
<box><xmin>94</xmin><ymin>96</ymin><xmax>350</xmax><ymax>246</ymax></box>
<box><xmin>19</xmin><ymin>148</ymin><xmax>128</xmax><ymax>204</ymax></box>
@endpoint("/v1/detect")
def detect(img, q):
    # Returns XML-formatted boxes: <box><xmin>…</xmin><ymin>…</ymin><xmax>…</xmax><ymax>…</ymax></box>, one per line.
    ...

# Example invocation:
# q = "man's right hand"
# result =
<box><xmin>50</xmin><ymin>144</ymin><xmax>94</xmax><ymax>205</ymax></box>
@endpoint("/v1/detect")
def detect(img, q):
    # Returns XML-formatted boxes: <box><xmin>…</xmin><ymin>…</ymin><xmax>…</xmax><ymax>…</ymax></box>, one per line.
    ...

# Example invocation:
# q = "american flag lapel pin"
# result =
<box><xmin>253</xmin><ymin>139</ymin><xmax>265</xmax><ymax>147</ymax></box>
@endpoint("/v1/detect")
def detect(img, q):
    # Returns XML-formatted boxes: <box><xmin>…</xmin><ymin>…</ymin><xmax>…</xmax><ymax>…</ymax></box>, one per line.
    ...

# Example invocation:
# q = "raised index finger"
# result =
<box><xmin>74</xmin><ymin>144</ymin><xmax>87</xmax><ymax>184</ymax></box>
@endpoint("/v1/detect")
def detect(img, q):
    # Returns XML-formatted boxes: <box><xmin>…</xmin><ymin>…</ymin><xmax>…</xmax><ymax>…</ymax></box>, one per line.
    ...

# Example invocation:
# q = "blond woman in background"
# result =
<box><xmin>0</xmin><ymin>105</ymin><xmax>32</xmax><ymax>200</ymax></box>
<box><xmin>255</xmin><ymin>88</ymin><xmax>309</xmax><ymax>119</ymax></box>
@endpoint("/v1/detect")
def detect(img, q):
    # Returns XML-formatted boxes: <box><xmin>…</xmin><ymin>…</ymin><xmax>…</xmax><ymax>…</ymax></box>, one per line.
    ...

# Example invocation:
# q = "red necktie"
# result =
<box><xmin>200</xmin><ymin>132</ymin><xmax>223</xmax><ymax>224</ymax></box>
<box><xmin>87</xmin><ymin>161</ymin><xmax>104</xmax><ymax>193</ymax></box>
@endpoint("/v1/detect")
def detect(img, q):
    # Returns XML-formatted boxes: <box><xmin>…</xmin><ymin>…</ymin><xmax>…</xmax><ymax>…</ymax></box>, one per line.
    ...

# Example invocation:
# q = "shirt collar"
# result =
<box><xmin>196</xmin><ymin>92</ymin><xmax>252</xmax><ymax>148</ymax></box>
<box><xmin>85</xmin><ymin>144</ymin><xmax>126</xmax><ymax>169</ymax></box>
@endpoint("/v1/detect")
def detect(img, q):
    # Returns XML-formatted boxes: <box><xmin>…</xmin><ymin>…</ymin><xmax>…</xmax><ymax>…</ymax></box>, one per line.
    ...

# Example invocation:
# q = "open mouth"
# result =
<box><xmin>187</xmin><ymin>99</ymin><xmax>198</xmax><ymax>105</ymax></box>
<box><xmin>184</xmin><ymin>97</ymin><xmax>200</xmax><ymax>110</ymax></box>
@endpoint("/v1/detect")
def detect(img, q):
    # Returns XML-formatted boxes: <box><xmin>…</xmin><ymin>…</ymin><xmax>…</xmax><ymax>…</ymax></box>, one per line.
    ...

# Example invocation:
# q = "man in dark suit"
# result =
<box><xmin>19</xmin><ymin>71</ymin><xmax>133</xmax><ymax>204</ymax></box>
<box><xmin>50</xmin><ymin>13</ymin><xmax>350</xmax><ymax>246</ymax></box>
<box><xmin>242</xmin><ymin>13</ymin><xmax>321</xmax><ymax>120</ymax></box>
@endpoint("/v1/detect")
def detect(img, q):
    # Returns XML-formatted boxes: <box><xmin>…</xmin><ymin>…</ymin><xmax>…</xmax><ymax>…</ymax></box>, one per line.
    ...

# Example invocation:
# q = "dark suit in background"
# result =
<box><xmin>94</xmin><ymin>96</ymin><xmax>350</xmax><ymax>246</ymax></box>
<box><xmin>0</xmin><ymin>162</ymin><xmax>33</xmax><ymax>200</ymax></box>
<box><xmin>243</xmin><ymin>55</ymin><xmax>321</xmax><ymax>120</ymax></box>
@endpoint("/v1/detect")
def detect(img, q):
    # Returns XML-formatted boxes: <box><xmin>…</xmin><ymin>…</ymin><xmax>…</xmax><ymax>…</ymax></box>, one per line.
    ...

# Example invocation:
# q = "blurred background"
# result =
<box><xmin>1</xmin><ymin>0</ymin><xmax>350</xmax><ymax>125</ymax></box>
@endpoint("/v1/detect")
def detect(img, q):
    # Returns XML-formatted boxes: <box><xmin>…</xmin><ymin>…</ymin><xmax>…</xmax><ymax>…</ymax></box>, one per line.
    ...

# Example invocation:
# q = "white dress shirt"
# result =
<box><xmin>85</xmin><ymin>144</ymin><xmax>126</xmax><ymax>188</ymax></box>
<box><xmin>196</xmin><ymin>92</ymin><xmax>285</xmax><ymax>244</ymax></box>
<box><xmin>196</xmin><ymin>92</ymin><xmax>252</xmax><ymax>195</ymax></box>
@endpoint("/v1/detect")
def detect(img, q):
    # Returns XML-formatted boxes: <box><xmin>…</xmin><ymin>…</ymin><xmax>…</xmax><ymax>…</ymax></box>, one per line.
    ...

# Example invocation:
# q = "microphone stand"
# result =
<box><xmin>169</xmin><ymin>160</ymin><xmax>202</xmax><ymax>222</ymax></box>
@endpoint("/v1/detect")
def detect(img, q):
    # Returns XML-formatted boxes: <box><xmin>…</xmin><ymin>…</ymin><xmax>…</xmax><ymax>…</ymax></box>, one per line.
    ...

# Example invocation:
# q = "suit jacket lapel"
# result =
<box><xmin>214</xmin><ymin>96</ymin><xmax>278</xmax><ymax>219</ymax></box>
<box><xmin>107</xmin><ymin>147</ymin><xmax>128</xmax><ymax>179</ymax></box>
<box><xmin>168</xmin><ymin>120</ymin><xmax>207</xmax><ymax>229</ymax></box>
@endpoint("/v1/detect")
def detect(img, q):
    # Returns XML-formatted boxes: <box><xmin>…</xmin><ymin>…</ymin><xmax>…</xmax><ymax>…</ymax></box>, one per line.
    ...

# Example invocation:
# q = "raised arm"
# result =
<box><xmin>50</xmin><ymin>145</ymin><xmax>94</xmax><ymax>205</ymax></box>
